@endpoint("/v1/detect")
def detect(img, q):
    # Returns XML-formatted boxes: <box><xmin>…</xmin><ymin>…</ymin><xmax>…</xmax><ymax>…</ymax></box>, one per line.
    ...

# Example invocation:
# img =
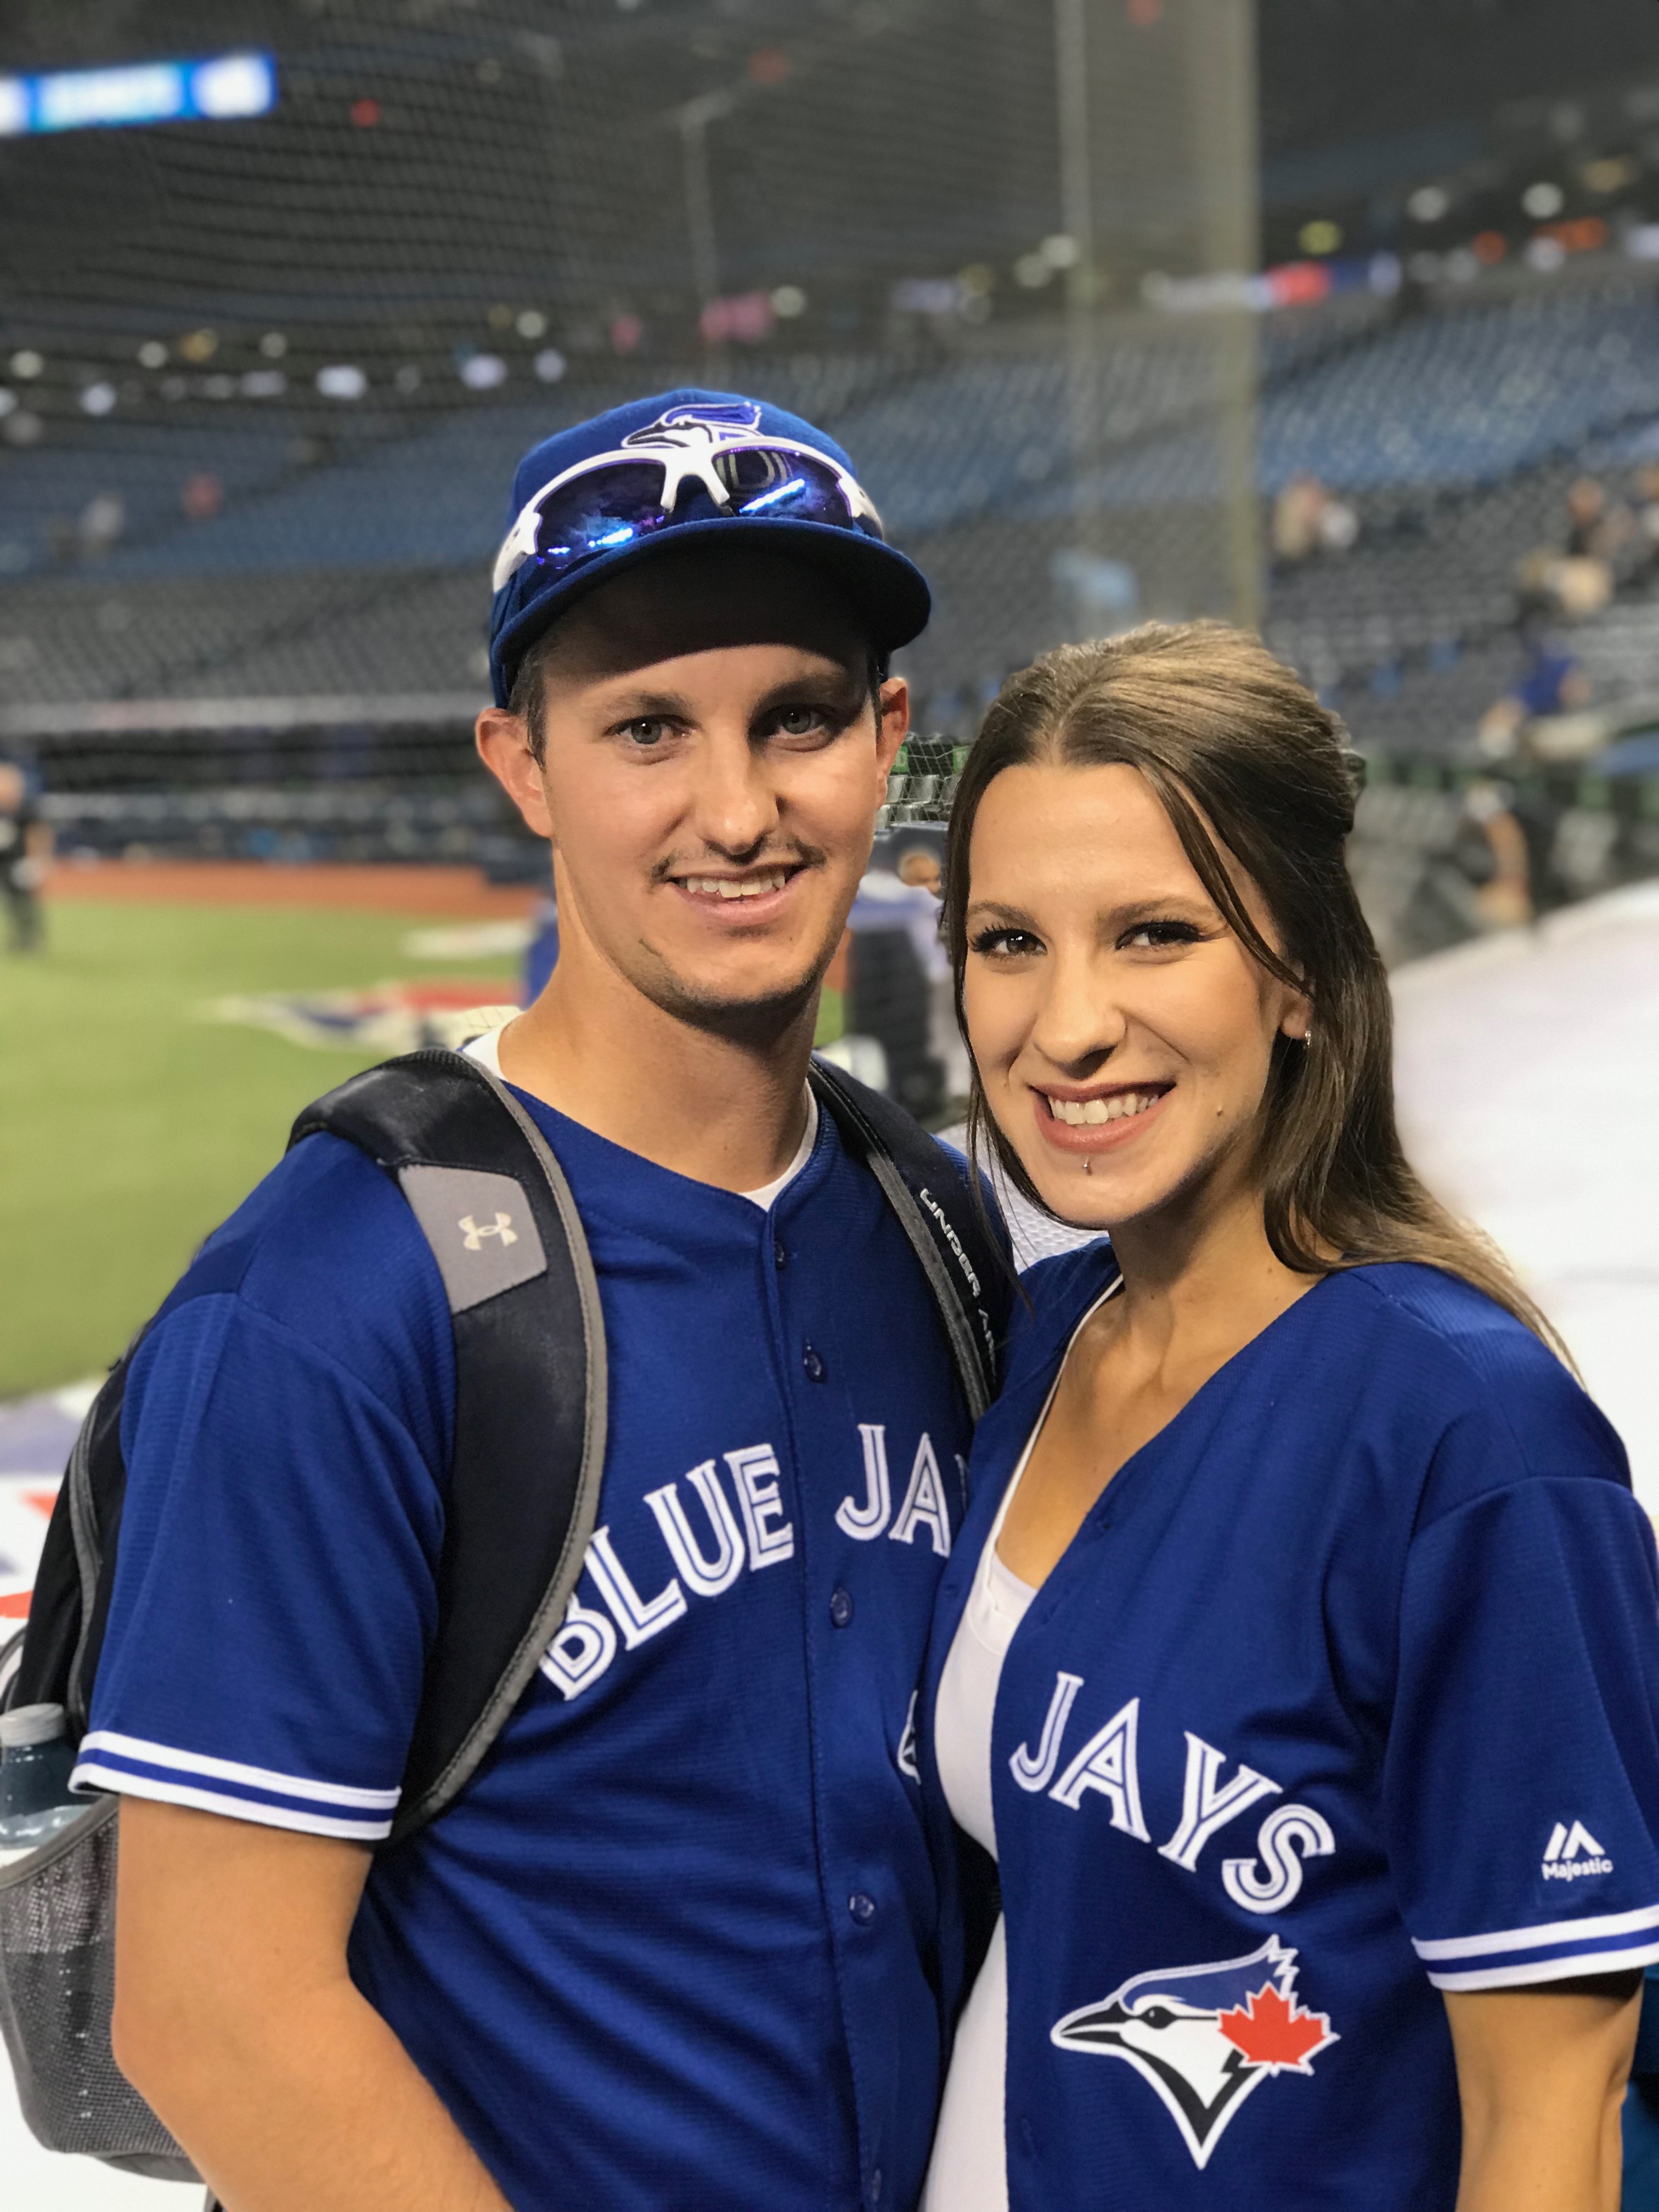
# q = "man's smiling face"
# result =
<box><xmin>479</xmin><ymin>545</ymin><xmax>906</xmax><ymax>1040</ymax></box>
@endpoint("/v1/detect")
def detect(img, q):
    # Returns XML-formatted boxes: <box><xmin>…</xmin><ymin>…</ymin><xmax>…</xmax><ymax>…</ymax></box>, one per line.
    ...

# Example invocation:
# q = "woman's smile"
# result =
<box><xmin>1031</xmin><ymin>1082</ymin><xmax>1173</xmax><ymax>1154</ymax></box>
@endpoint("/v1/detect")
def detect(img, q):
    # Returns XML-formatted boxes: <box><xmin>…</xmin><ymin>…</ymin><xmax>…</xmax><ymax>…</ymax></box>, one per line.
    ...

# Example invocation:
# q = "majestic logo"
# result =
<box><xmin>460</xmin><ymin>1211</ymin><xmax>518</xmax><ymax>1251</ymax></box>
<box><xmin>1542</xmin><ymin>1821</ymin><xmax>1613</xmax><ymax>1881</ymax></box>
<box><xmin>1051</xmin><ymin>1936</ymin><xmax>1338</xmax><ymax>2168</ymax></box>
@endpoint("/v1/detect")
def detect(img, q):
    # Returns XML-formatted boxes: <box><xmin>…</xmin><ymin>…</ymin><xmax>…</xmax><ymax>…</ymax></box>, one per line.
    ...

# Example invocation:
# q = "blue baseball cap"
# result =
<box><xmin>487</xmin><ymin>387</ymin><xmax>931</xmax><ymax>708</ymax></box>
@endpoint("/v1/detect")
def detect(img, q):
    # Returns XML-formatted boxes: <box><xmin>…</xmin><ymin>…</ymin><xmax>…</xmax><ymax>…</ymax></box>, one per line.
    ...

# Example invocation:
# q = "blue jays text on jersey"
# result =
<box><xmin>922</xmin><ymin>1243</ymin><xmax>1659</xmax><ymax>2211</ymax></box>
<box><xmin>75</xmin><ymin>1090</ymin><xmax>977</xmax><ymax>2212</ymax></box>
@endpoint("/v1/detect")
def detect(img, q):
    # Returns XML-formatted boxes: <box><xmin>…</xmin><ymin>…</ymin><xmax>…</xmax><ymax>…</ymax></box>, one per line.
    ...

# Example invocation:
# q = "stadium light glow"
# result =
<box><xmin>740</xmin><ymin>477</ymin><xmax>806</xmax><ymax>512</ymax></box>
<box><xmin>0</xmin><ymin>51</ymin><xmax>275</xmax><ymax>138</ymax></box>
<box><xmin>316</xmin><ymin>364</ymin><xmax>368</xmax><ymax>400</ymax></box>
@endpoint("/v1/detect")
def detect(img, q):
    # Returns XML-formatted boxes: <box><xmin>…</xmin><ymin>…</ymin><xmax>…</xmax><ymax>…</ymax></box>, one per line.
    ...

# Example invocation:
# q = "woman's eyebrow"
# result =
<box><xmin>1099</xmin><ymin>893</ymin><xmax>1215</xmax><ymax>926</ymax></box>
<box><xmin>964</xmin><ymin>899</ymin><xmax>1037</xmax><ymax>929</ymax></box>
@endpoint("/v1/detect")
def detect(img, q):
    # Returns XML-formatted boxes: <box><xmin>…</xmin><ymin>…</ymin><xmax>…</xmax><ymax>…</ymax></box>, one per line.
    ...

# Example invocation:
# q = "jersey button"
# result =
<box><xmin>829</xmin><ymin>1586</ymin><xmax>854</xmax><ymax>1628</ymax></box>
<box><xmin>802</xmin><ymin>1344</ymin><xmax>826</xmax><ymax>1382</ymax></box>
<box><xmin>774</xmin><ymin>1238</ymin><xmax>788</xmax><ymax>1269</ymax></box>
<box><xmin>848</xmin><ymin>1891</ymin><xmax>877</xmax><ymax>1926</ymax></box>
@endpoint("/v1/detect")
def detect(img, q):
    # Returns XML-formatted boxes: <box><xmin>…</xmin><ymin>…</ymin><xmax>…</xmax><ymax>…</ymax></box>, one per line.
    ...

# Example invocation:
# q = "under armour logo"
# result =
<box><xmin>459</xmin><ymin>1211</ymin><xmax>518</xmax><ymax>1251</ymax></box>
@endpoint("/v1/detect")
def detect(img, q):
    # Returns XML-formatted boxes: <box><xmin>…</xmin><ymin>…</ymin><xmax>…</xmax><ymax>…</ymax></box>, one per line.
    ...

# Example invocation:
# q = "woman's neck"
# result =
<box><xmin>995</xmin><ymin>1167</ymin><xmax>1327</xmax><ymax>1590</ymax></box>
<box><xmin>1102</xmin><ymin>1170</ymin><xmax>1324</xmax><ymax>1386</ymax></box>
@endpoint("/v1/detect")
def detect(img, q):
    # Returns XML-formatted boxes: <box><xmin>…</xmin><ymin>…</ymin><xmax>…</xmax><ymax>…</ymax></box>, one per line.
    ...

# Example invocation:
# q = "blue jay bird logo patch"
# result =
<box><xmin>1051</xmin><ymin>1936</ymin><xmax>1338</xmax><ymax>2167</ymax></box>
<box><xmin>620</xmin><ymin>400</ymin><xmax>764</xmax><ymax>449</ymax></box>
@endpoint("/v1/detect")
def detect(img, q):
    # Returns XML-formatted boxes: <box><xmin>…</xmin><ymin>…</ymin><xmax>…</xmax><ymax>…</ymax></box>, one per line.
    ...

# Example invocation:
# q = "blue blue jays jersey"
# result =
<box><xmin>77</xmin><ymin>1089</ymin><xmax>975</xmax><ymax>2212</ymax></box>
<box><xmin>921</xmin><ymin>1243</ymin><xmax>1659</xmax><ymax>2210</ymax></box>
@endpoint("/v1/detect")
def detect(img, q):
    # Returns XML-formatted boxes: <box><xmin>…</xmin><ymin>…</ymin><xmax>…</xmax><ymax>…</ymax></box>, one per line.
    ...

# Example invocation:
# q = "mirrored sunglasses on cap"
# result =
<box><xmin>492</xmin><ymin>422</ymin><xmax>888</xmax><ymax>599</ymax></box>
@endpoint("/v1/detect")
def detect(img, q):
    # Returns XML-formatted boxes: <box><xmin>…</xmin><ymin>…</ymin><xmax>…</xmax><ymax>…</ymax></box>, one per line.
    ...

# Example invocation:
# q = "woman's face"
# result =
<box><xmin>961</xmin><ymin>760</ymin><xmax>1308</xmax><ymax>1232</ymax></box>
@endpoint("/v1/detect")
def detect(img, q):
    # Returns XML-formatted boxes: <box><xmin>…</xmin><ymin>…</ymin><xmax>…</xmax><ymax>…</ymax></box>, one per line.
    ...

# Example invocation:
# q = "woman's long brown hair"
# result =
<box><xmin>943</xmin><ymin>620</ymin><xmax>1567</xmax><ymax>1358</ymax></box>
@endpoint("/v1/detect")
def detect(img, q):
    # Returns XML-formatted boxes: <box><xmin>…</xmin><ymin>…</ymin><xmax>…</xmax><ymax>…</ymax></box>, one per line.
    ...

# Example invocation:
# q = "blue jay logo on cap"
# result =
<box><xmin>620</xmin><ymin>399</ymin><xmax>764</xmax><ymax>447</ymax></box>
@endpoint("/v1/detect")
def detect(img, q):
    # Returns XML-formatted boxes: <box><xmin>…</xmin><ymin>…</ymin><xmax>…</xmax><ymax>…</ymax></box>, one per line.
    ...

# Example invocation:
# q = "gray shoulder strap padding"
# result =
<box><xmin>398</xmin><ymin>1164</ymin><xmax>549</xmax><ymax>1314</ymax></box>
<box><xmin>391</xmin><ymin>1063</ymin><xmax>610</xmax><ymax>1841</ymax></box>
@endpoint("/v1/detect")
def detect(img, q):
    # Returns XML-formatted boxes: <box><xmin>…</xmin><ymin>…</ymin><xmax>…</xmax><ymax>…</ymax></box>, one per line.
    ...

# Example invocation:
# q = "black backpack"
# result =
<box><xmin>0</xmin><ymin>1046</ymin><xmax>1011</xmax><ymax>2183</ymax></box>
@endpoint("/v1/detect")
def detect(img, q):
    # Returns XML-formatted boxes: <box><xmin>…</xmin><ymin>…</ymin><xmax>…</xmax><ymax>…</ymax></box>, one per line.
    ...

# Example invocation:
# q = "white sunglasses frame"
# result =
<box><xmin>492</xmin><ymin>434</ymin><xmax>886</xmax><ymax>596</ymax></box>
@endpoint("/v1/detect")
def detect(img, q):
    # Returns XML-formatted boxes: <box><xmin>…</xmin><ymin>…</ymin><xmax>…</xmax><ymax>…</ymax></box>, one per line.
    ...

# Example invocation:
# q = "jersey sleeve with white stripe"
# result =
<box><xmin>73</xmin><ymin>1131</ymin><xmax>453</xmax><ymax>1841</ymax></box>
<box><xmin>1383</xmin><ymin>1352</ymin><xmax>1659</xmax><ymax>1990</ymax></box>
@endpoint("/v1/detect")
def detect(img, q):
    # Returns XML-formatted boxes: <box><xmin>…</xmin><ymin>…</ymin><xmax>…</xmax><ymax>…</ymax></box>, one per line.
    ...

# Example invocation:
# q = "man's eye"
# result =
<box><xmin>774</xmin><ymin>705</ymin><xmax>829</xmax><ymax>737</ymax></box>
<box><xmin>622</xmin><ymin>719</ymin><xmax>672</xmax><ymax>748</ymax></box>
<box><xmin>970</xmin><ymin>927</ymin><xmax>1043</xmax><ymax>959</ymax></box>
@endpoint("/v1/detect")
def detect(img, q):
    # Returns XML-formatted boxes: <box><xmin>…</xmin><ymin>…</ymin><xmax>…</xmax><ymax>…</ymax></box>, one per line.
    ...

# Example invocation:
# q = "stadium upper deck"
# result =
<box><xmin>4</xmin><ymin>0</ymin><xmax>1659</xmax><ymax>783</ymax></box>
<box><xmin>4</xmin><ymin>269</ymin><xmax>1659</xmax><ymax>740</ymax></box>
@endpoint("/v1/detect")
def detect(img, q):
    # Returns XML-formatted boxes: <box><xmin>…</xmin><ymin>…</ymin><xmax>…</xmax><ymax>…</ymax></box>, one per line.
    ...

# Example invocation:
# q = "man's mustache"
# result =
<box><xmin>650</xmin><ymin>844</ymin><xmax>827</xmax><ymax>885</ymax></box>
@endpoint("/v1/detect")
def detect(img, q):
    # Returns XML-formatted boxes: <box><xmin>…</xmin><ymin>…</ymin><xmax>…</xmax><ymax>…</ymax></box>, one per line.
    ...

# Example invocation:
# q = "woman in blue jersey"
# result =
<box><xmin>920</xmin><ymin>622</ymin><xmax>1659</xmax><ymax>2212</ymax></box>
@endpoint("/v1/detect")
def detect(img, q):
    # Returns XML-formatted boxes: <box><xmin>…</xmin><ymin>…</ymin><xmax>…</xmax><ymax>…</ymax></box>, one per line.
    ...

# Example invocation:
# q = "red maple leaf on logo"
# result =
<box><xmin>1217</xmin><ymin>1981</ymin><xmax>1337</xmax><ymax>2075</ymax></box>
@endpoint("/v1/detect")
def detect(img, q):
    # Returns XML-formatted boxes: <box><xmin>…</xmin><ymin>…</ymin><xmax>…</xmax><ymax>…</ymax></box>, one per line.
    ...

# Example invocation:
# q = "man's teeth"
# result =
<box><xmin>1047</xmin><ymin>1091</ymin><xmax>1162</xmax><ymax>1126</ymax></box>
<box><xmin>682</xmin><ymin>872</ymin><xmax>788</xmax><ymax>900</ymax></box>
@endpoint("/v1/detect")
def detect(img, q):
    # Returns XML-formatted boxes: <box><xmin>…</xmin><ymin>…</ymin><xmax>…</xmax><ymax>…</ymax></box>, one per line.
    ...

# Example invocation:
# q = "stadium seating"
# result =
<box><xmin>5</xmin><ymin>267</ymin><xmax>1659</xmax><ymax>814</ymax></box>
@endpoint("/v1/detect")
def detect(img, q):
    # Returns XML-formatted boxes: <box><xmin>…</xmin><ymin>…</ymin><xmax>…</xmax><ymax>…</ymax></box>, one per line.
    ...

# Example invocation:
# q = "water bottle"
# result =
<box><xmin>0</xmin><ymin>1702</ymin><xmax>84</xmax><ymax>1857</ymax></box>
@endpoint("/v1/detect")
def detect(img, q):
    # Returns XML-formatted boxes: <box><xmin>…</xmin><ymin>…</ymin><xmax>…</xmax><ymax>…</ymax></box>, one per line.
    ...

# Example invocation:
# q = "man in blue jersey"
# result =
<box><xmin>88</xmin><ymin>393</ymin><xmax>975</xmax><ymax>2212</ymax></box>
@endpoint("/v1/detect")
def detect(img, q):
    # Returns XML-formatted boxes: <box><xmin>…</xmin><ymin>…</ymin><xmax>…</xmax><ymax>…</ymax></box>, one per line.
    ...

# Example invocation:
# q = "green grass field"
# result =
<box><xmin>0</xmin><ymin>900</ymin><xmax>516</xmax><ymax>1397</ymax></box>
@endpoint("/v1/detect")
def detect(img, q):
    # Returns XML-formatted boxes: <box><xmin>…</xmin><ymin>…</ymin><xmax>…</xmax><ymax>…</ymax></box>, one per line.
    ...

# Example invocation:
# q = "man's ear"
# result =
<box><xmin>476</xmin><ymin>708</ymin><xmax>553</xmax><ymax>840</ymax></box>
<box><xmin>876</xmin><ymin>677</ymin><xmax>909</xmax><ymax>782</ymax></box>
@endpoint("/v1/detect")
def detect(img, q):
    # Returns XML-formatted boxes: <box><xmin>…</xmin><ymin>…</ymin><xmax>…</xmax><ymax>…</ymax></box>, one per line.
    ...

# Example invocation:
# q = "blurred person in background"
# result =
<box><xmin>897</xmin><ymin>840</ymin><xmax>943</xmax><ymax>899</ymax></box>
<box><xmin>1478</xmin><ymin>618</ymin><xmax>1593</xmax><ymax>760</ymax></box>
<box><xmin>1515</xmin><ymin>479</ymin><xmax>1624</xmax><ymax>630</ymax></box>
<box><xmin>520</xmin><ymin>857</ymin><xmax>560</xmax><ymax>1002</ymax></box>
<box><xmin>919</xmin><ymin>623</ymin><xmax>1657</xmax><ymax>2212</ymax></box>
<box><xmin>1631</xmin><ymin>462</ymin><xmax>1659</xmax><ymax>584</ymax></box>
<box><xmin>1564</xmin><ymin>477</ymin><xmax>1626</xmax><ymax>567</ymax></box>
<box><xmin>1270</xmin><ymin>473</ymin><xmax>1359</xmax><ymax>566</ymax></box>
<box><xmin>0</xmin><ymin>757</ymin><xmax>50</xmax><ymax>953</ymax></box>
<box><xmin>1461</xmin><ymin>779</ymin><xmax>1534</xmax><ymax>931</ymax></box>
<box><xmin>850</xmin><ymin>830</ymin><xmax>955</xmax><ymax>1115</ymax></box>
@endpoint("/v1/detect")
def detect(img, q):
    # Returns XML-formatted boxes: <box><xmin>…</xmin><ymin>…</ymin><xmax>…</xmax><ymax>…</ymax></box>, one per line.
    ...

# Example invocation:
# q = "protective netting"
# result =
<box><xmin>0</xmin><ymin>1797</ymin><xmax>196</xmax><ymax>2180</ymax></box>
<box><xmin>0</xmin><ymin>0</ymin><xmax>1261</xmax><ymax>734</ymax></box>
<box><xmin>3</xmin><ymin>0</ymin><xmax>1658</xmax><ymax>955</ymax></box>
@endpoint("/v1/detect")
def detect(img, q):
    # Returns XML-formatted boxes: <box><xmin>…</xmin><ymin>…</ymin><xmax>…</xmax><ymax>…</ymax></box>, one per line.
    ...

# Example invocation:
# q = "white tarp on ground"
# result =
<box><xmin>1392</xmin><ymin>881</ymin><xmax>1659</xmax><ymax>1513</ymax></box>
<box><xmin>3</xmin><ymin>884</ymin><xmax>1657</xmax><ymax>2204</ymax></box>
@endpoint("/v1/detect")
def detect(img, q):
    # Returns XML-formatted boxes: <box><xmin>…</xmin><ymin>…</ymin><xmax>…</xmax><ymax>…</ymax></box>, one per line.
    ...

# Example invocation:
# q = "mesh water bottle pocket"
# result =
<box><xmin>0</xmin><ymin>1796</ymin><xmax>198</xmax><ymax>2180</ymax></box>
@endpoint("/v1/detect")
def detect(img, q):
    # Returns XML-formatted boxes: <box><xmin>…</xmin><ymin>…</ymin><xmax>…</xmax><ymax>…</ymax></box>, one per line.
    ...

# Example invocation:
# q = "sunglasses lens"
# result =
<box><xmin>713</xmin><ymin>449</ymin><xmax>883</xmax><ymax>537</ymax></box>
<box><xmin>528</xmin><ymin>461</ymin><xmax>672</xmax><ymax>577</ymax></box>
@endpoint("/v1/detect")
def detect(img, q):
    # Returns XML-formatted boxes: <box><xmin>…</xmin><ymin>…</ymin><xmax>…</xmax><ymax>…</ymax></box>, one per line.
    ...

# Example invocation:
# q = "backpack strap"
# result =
<box><xmin>808</xmin><ymin>1060</ymin><xmax>1012</xmax><ymax>1420</ymax></box>
<box><xmin>289</xmin><ymin>1048</ymin><xmax>607</xmax><ymax>1845</ymax></box>
<box><xmin>12</xmin><ymin>1357</ymin><xmax>133</xmax><ymax>1731</ymax></box>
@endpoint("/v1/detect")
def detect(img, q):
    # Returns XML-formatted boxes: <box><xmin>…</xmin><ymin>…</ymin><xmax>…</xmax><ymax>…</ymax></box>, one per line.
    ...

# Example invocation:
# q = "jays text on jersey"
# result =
<box><xmin>921</xmin><ymin>1243</ymin><xmax>1659</xmax><ymax>2211</ymax></box>
<box><xmin>74</xmin><ymin>1088</ymin><xmax>975</xmax><ymax>2212</ymax></box>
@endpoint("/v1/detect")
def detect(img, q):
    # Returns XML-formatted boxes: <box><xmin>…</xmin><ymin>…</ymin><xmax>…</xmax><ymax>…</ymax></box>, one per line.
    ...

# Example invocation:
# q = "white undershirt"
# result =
<box><xmin>461</xmin><ymin>1025</ymin><xmax>817</xmax><ymax>1211</ymax></box>
<box><xmin>923</xmin><ymin>1278</ymin><xmax>1122</xmax><ymax>2212</ymax></box>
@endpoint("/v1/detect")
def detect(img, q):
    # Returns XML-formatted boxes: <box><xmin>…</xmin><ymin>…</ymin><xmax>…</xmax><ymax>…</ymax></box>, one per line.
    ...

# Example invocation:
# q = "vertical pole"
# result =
<box><xmin>1186</xmin><ymin>0</ymin><xmax>1262</xmax><ymax>631</ymax></box>
<box><xmin>680</xmin><ymin>98</ymin><xmax>727</xmax><ymax>377</ymax></box>
<box><xmin>1055</xmin><ymin>0</ymin><xmax>1101</xmax><ymax>612</ymax></box>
